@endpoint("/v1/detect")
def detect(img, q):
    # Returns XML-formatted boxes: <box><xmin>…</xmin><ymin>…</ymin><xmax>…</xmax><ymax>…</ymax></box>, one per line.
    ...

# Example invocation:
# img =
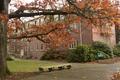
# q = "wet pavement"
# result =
<box><xmin>22</xmin><ymin>63</ymin><xmax>120</xmax><ymax>80</ymax></box>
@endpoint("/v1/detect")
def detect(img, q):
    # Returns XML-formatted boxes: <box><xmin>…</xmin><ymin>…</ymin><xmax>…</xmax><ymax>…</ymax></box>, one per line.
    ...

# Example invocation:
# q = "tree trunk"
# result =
<box><xmin>0</xmin><ymin>21</ymin><xmax>7</xmax><ymax>80</ymax></box>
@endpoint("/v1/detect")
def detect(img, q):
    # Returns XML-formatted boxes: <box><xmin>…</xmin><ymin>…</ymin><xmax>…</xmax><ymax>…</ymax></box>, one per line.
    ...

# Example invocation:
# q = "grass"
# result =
<box><xmin>7</xmin><ymin>60</ymin><xmax>62</xmax><ymax>72</ymax></box>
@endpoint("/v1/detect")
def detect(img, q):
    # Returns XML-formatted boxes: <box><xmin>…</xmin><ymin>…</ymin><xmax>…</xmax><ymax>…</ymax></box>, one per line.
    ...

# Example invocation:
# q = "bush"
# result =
<box><xmin>87</xmin><ymin>49</ymin><xmax>97</xmax><ymax>61</ymax></box>
<box><xmin>41</xmin><ymin>49</ymin><xmax>68</xmax><ymax>60</ymax></box>
<box><xmin>67</xmin><ymin>44</ymin><xmax>111</xmax><ymax>63</ymax></box>
<box><xmin>113</xmin><ymin>44</ymin><xmax>120</xmax><ymax>57</ymax></box>
<box><xmin>113</xmin><ymin>48</ymin><xmax>120</xmax><ymax>57</ymax></box>
<box><xmin>41</xmin><ymin>42</ymin><xmax>113</xmax><ymax>62</ymax></box>
<box><xmin>66</xmin><ymin>49</ymin><xmax>80</xmax><ymax>62</ymax></box>
<box><xmin>95</xmin><ymin>51</ymin><xmax>110</xmax><ymax>60</ymax></box>
<box><xmin>92</xmin><ymin>41</ymin><xmax>113</xmax><ymax>57</ymax></box>
<box><xmin>116</xmin><ymin>43</ymin><xmax>120</xmax><ymax>48</ymax></box>
<box><xmin>67</xmin><ymin>45</ymin><xmax>96</xmax><ymax>62</ymax></box>
<box><xmin>7</xmin><ymin>55</ymin><xmax>15</xmax><ymax>61</ymax></box>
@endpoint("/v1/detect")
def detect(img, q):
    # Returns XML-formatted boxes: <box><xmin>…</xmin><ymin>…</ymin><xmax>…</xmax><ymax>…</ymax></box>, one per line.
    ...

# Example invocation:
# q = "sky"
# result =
<box><xmin>21</xmin><ymin>0</ymin><xmax>34</xmax><ymax>3</ymax></box>
<box><xmin>9</xmin><ymin>0</ymin><xmax>34</xmax><ymax>12</ymax></box>
<box><xmin>11</xmin><ymin>0</ymin><xmax>34</xmax><ymax>4</ymax></box>
<box><xmin>8</xmin><ymin>0</ymin><xmax>120</xmax><ymax>22</ymax></box>
<box><xmin>19</xmin><ymin>0</ymin><xmax>34</xmax><ymax>4</ymax></box>
<box><xmin>9</xmin><ymin>0</ymin><xmax>120</xmax><ymax>12</ymax></box>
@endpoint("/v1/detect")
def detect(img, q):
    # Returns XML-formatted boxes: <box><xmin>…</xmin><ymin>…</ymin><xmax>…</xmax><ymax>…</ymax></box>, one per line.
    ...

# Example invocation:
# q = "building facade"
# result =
<box><xmin>69</xmin><ymin>22</ymin><xmax>116</xmax><ymax>48</ymax></box>
<box><xmin>8</xmin><ymin>17</ymin><xmax>117</xmax><ymax>59</ymax></box>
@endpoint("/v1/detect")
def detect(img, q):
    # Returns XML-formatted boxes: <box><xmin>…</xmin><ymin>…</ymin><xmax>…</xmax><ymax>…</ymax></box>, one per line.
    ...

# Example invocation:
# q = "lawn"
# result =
<box><xmin>7</xmin><ymin>60</ymin><xmax>61</xmax><ymax>72</ymax></box>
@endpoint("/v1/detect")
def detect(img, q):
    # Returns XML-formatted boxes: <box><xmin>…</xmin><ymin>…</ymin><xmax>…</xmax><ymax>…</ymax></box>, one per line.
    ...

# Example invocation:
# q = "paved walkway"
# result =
<box><xmin>22</xmin><ymin>63</ymin><xmax>120</xmax><ymax>80</ymax></box>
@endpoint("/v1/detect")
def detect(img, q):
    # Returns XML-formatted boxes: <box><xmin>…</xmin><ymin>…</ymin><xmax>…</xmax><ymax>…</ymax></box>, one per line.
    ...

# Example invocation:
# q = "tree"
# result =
<box><xmin>0</xmin><ymin>0</ymin><xmax>11</xmax><ymax>80</ymax></box>
<box><xmin>0</xmin><ymin>0</ymin><xmax>119</xmax><ymax>79</ymax></box>
<box><xmin>8</xmin><ymin>0</ymin><xmax>119</xmax><ymax>47</ymax></box>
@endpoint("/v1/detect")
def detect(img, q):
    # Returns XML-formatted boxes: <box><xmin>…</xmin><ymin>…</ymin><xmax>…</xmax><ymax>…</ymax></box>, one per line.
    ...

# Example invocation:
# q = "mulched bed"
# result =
<box><xmin>95</xmin><ymin>57</ymin><xmax>120</xmax><ymax>64</ymax></box>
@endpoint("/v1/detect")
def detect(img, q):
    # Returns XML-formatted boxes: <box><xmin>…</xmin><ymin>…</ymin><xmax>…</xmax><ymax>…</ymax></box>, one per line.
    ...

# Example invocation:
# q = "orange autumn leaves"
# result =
<box><xmin>7</xmin><ymin>0</ymin><xmax>120</xmax><ymax>48</ymax></box>
<box><xmin>7</xmin><ymin>15</ymin><xmax>80</xmax><ymax>48</ymax></box>
<box><xmin>7</xmin><ymin>18</ymin><xmax>23</xmax><ymax>37</ymax></box>
<box><xmin>0</xmin><ymin>13</ymin><xmax>8</xmax><ymax>23</ymax></box>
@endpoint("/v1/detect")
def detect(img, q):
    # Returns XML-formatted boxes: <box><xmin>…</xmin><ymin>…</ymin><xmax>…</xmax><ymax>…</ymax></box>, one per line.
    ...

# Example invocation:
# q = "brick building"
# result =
<box><xmin>69</xmin><ymin>22</ymin><xmax>116</xmax><ymax>48</ymax></box>
<box><xmin>8</xmin><ymin>17</ymin><xmax>116</xmax><ymax>59</ymax></box>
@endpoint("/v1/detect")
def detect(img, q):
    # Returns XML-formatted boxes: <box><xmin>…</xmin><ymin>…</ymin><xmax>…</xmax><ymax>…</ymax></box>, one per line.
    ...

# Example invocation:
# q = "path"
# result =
<box><xmin>22</xmin><ymin>63</ymin><xmax>120</xmax><ymax>80</ymax></box>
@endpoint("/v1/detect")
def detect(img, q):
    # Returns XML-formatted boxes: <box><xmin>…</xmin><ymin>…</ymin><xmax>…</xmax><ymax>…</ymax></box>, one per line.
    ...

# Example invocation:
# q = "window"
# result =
<box><xmin>28</xmin><ymin>23</ymin><xmax>30</xmax><ymax>27</ymax></box>
<box><xmin>34</xmin><ymin>21</ymin><xmax>37</xmax><ymax>25</ymax></box>
<box><xmin>69</xmin><ymin>40</ymin><xmax>78</xmax><ymax>49</ymax></box>
<box><xmin>41</xmin><ymin>44</ymin><xmax>44</xmax><ymax>50</ymax></box>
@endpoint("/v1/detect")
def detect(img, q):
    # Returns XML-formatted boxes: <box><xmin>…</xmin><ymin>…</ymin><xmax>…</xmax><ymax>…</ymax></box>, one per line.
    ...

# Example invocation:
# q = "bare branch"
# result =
<box><xmin>8</xmin><ymin>27</ymin><xmax>58</xmax><ymax>42</ymax></box>
<box><xmin>36</xmin><ymin>36</ymin><xmax>50</xmax><ymax>43</ymax></box>
<box><xmin>9</xmin><ymin>10</ymin><xmax>75</xmax><ymax>18</ymax></box>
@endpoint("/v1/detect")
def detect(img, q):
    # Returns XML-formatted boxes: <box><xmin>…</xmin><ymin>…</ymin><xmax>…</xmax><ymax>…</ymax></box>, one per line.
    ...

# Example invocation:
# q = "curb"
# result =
<box><xmin>38</xmin><ymin>64</ymin><xmax>72</xmax><ymax>72</ymax></box>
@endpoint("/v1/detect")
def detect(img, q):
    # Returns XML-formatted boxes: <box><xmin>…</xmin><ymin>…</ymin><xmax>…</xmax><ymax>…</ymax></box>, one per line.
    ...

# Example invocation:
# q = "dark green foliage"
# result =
<box><xmin>67</xmin><ymin>44</ymin><xmax>111</xmax><ymax>63</ymax></box>
<box><xmin>87</xmin><ymin>49</ymin><xmax>96</xmax><ymax>61</ymax></box>
<box><xmin>67</xmin><ymin>45</ymin><xmax>96</xmax><ymax>62</ymax></box>
<box><xmin>66</xmin><ymin>49</ymin><xmax>80</xmax><ymax>62</ymax></box>
<box><xmin>95</xmin><ymin>51</ymin><xmax>110</xmax><ymax>60</ymax></box>
<box><xmin>41</xmin><ymin>41</ymin><xmax>113</xmax><ymax>63</ymax></box>
<box><xmin>113</xmin><ymin>44</ymin><xmax>120</xmax><ymax>57</ymax></box>
<box><xmin>41</xmin><ymin>49</ymin><xmax>55</xmax><ymax>60</ymax></box>
<box><xmin>113</xmin><ymin>48</ymin><xmax>120</xmax><ymax>56</ymax></box>
<box><xmin>116</xmin><ymin>44</ymin><xmax>120</xmax><ymax>48</ymax></box>
<box><xmin>6</xmin><ymin>55</ymin><xmax>14</xmax><ymax>61</ymax></box>
<box><xmin>92</xmin><ymin>41</ymin><xmax>112</xmax><ymax>57</ymax></box>
<box><xmin>41</xmin><ymin>49</ymin><xmax>68</xmax><ymax>60</ymax></box>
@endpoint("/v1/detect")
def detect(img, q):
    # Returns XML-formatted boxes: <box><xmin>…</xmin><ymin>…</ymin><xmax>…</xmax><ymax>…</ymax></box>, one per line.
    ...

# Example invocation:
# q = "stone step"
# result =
<box><xmin>39</xmin><ymin>64</ymin><xmax>72</xmax><ymax>72</ymax></box>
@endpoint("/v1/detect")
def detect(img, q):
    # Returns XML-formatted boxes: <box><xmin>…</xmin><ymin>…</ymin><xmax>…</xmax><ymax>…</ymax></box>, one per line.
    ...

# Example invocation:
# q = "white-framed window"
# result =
<box><xmin>69</xmin><ymin>40</ymin><xmax>79</xmax><ymax>49</ymax></box>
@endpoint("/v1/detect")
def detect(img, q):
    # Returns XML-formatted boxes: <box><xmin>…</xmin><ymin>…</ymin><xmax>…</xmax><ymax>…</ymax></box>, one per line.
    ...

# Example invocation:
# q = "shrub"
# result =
<box><xmin>67</xmin><ymin>45</ymin><xmax>96</xmax><ymax>62</ymax></box>
<box><xmin>113</xmin><ymin>48</ymin><xmax>120</xmax><ymax>57</ymax></box>
<box><xmin>75</xmin><ymin>45</ymin><xmax>89</xmax><ymax>62</ymax></box>
<box><xmin>41</xmin><ymin>49</ymin><xmax>68</xmax><ymax>60</ymax></box>
<box><xmin>92</xmin><ymin>41</ymin><xmax>113</xmax><ymax>57</ymax></box>
<box><xmin>95</xmin><ymin>51</ymin><xmax>110</xmax><ymax>60</ymax></box>
<box><xmin>88</xmin><ymin>49</ymin><xmax>97</xmax><ymax>61</ymax></box>
<box><xmin>116</xmin><ymin>43</ymin><xmax>120</xmax><ymax>48</ymax></box>
<box><xmin>41</xmin><ymin>49</ymin><xmax>57</xmax><ymax>60</ymax></box>
<box><xmin>67</xmin><ymin>44</ymin><xmax>111</xmax><ymax>63</ymax></box>
<box><xmin>113</xmin><ymin>44</ymin><xmax>120</xmax><ymax>57</ymax></box>
<box><xmin>66</xmin><ymin>49</ymin><xmax>80</xmax><ymax>62</ymax></box>
<box><xmin>7</xmin><ymin>55</ymin><xmax>15</xmax><ymax>61</ymax></box>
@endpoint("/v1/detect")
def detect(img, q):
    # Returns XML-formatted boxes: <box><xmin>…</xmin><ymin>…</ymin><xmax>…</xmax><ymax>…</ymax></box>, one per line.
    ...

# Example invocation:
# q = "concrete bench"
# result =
<box><xmin>39</xmin><ymin>64</ymin><xmax>72</xmax><ymax>72</ymax></box>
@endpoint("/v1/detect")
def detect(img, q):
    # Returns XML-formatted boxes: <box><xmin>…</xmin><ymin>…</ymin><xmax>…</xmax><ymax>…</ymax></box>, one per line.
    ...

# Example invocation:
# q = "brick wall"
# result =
<box><xmin>92</xmin><ymin>25</ymin><xmax>116</xmax><ymax>47</ymax></box>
